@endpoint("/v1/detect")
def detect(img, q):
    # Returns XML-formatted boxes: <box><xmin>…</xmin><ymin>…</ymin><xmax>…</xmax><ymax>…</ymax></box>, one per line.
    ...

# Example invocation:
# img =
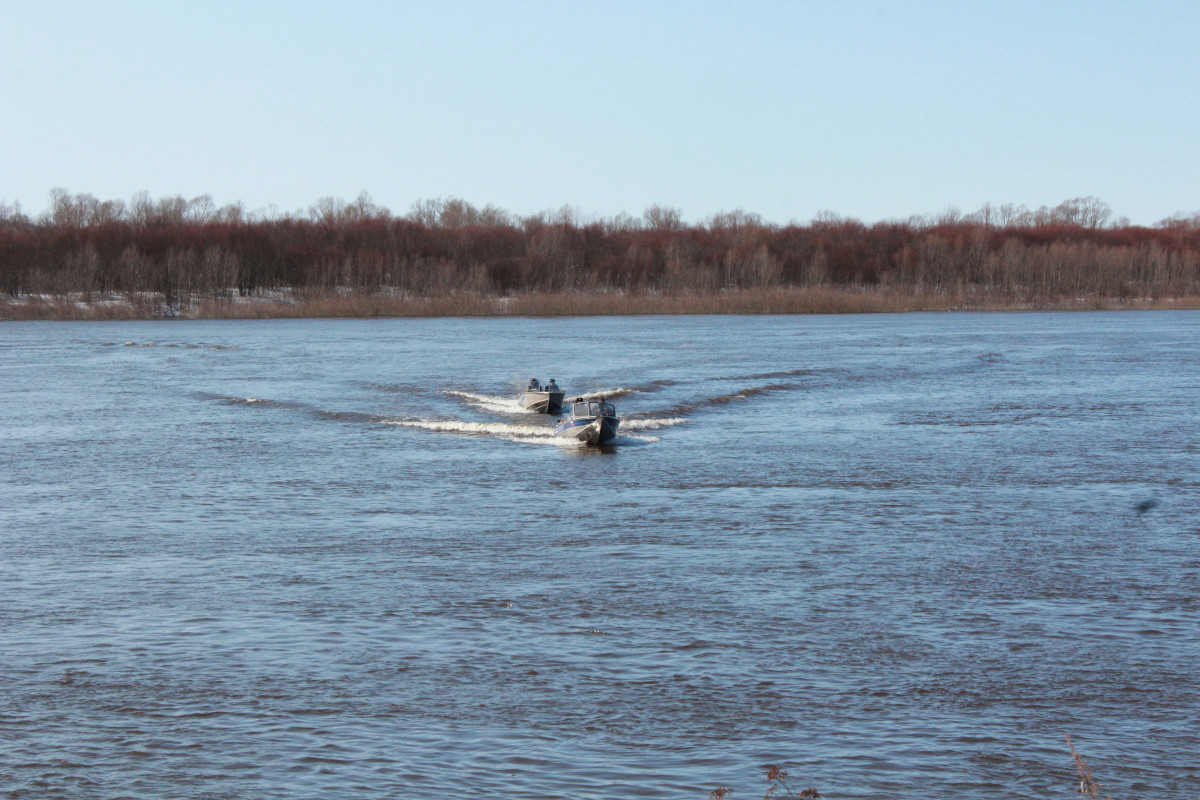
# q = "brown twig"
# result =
<box><xmin>764</xmin><ymin>765</ymin><xmax>821</xmax><ymax>800</ymax></box>
<box><xmin>1066</xmin><ymin>733</ymin><xmax>1113</xmax><ymax>800</ymax></box>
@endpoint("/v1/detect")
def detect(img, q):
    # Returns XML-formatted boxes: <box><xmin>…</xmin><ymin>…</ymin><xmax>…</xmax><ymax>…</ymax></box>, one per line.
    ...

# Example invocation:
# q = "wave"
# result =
<box><xmin>206</xmin><ymin>391</ymin><xmax>667</xmax><ymax>446</ymax></box>
<box><xmin>311</xmin><ymin>409</ymin><xmax>391</xmax><ymax>424</ymax></box>
<box><xmin>445</xmin><ymin>382</ymin><xmax>673</xmax><ymax>410</ymax></box>
<box><xmin>200</xmin><ymin>393</ymin><xmax>308</xmax><ymax>411</ymax></box>
<box><xmin>384</xmin><ymin>418</ymin><xmax>558</xmax><ymax>438</ymax></box>
<box><xmin>442</xmin><ymin>390</ymin><xmax>529</xmax><ymax>414</ymax></box>
<box><xmin>735</xmin><ymin>368</ymin><xmax>813</xmax><ymax>380</ymax></box>
<box><xmin>640</xmin><ymin>383</ymin><xmax>795</xmax><ymax>418</ymax></box>
<box><xmin>362</xmin><ymin>381</ymin><xmax>424</xmax><ymax>395</ymax></box>
<box><xmin>203</xmin><ymin>394</ymin><xmax>390</xmax><ymax>424</ymax></box>
<box><xmin>574</xmin><ymin>387</ymin><xmax>637</xmax><ymax>400</ymax></box>
<box><xmin>383</xmin><ymin>417</ymin><xmax>666</xmax><ymax>447</ymax></box>
<box><xmin>620</xmin><ymin>417</ymin><xmax>688</xmax><ymax>431</ymax></box>
<box><xmin>122</xmin><ymin>341</ymin><xmax>238</xmax><ymax>350</ymax></box>
<box><xmin>393</xmin><ymin>420</ymin><xmax>599</xmax><ymax>447</ymax></box>
<box><xmin>629</xmin><ymin>379</ymin><xmax>678</xmax><ymax>392</ymax></box>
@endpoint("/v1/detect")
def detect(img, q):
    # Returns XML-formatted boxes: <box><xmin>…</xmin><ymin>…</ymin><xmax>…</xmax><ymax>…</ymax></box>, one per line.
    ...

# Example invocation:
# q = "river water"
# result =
<box><xmin>2</xmin><ymin>311</ymin><xmax>1198</xmax><ymax>799</ymax></box>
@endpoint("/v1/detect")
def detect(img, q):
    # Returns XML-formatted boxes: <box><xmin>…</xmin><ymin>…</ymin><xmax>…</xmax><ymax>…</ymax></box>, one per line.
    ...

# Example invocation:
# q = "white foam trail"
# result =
<box><xmin>385</xmin><ymin>418</ymin><xmax>558</xmax><ymax>438</ymax></box>
<box><xmin>621</xmin><ymin>417</ymin><xmax>688</xmax><ymax>431</ymax></box>
<box><xmin>385</xmin><ymin>417</ymin><xmax>665</xmax><ymax>447</ymax></box>
<box><xmin>531</xmin><ymin>436</ymin><xmax>589</xmax><ymax>448</ymax></box>
<box><xmin>442</xmin><ymin>390</ymin><xmax>529</xmax><ymax>414</ymax></box>
<box><xmin>577</xmin><ymin>387</ymin><xmax>637</xmax><ymax>399</ymax></box>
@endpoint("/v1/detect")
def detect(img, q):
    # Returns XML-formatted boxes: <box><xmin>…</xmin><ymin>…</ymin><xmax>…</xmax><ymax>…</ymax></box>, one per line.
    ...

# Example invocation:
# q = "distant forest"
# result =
<box><xmin>2</xmin><ymin>190</ymin><xmax>1199</xmax><ymax>317</ymax></box>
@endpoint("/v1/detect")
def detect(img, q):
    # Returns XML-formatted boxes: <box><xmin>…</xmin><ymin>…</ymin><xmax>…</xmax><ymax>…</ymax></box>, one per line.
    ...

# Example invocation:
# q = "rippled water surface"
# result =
<box><xmin>3</xmin><ymin>312</ymin><xmax>1198</xmax><ymax>799</ymax></box>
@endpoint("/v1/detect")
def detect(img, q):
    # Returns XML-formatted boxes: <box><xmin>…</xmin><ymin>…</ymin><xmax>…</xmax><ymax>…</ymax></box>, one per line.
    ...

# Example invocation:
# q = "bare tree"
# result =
<box><xmin>438</xmin><ymin>198</ymin><xmax>480</xmax><ymax>227</ymax></box>
<box><xmin>1156</xmin><ymin>210</ymin><xmax>1200</xmax><ymax>230</ymax></box>
<box><xmin>707</xmin><ymin>208</ymin><xmax>764</xmax><ymax>231</ymax></box>
<box><xmin>1053</xmin><ymin>196</ymin><xmax>1112</xmax><ymax>228</ymax></box>
<box><xmin>407</xmin><ymin>196</ymin><xmax>507</xmax><ymax>228</ymax></box>
<box><xmin>0</xmin><ymin>199</ymin><xmax>30</xmax><ymax>228</ymax></box>
<box><xmin>215</xmin><ymin>201</ymin><xmax>247</xmax><ymax>224</ymax></box>
<box><xmin>996</xmin><ymin>203</ymin><xmax>1030</xmax><ymax>226</ymax></box>
<box><xmin>186</xmin><ymin>194</ymin><xmax>217</xmax><ymax>224</ymax></box>
<box><xmin>408</xmin><ymin>197</ymin><xmax>443</xmax><ymax>227</ymax></box>
<box><xmin>643</xmin><ymin>204</ymin><xmax>684</xmax><ymax>230</ymax></box>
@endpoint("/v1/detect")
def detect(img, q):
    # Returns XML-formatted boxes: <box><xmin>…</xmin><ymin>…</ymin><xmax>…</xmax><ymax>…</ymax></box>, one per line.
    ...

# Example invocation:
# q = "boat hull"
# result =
<box><xmin>519</xmin><ymin>391</ymin><xmax>565</xmax><ymax>413</ymax></box>
<box><xmin>554</xmin><ymin>415</ymin><xmax>620</xmax><ymax>445</ymax></box>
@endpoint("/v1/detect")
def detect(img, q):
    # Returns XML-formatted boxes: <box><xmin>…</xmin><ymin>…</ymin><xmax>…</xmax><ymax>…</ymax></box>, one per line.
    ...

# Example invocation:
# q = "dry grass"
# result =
<box><xmin>503</xmin><ymin>287</ymin><xmax>948</xmax><ymax>316</ymax></box>
<box><xmin>0</xmin><ymin>293</ymin><xmax>174</xmax><ymax>321</ymax></box>
<box><xmin>191</xmin><ymin>290</ymin><xmax>503</xmax><ymax>319</ymax></box>
<box><xmin>4</xmin><ymin>287</ymin><xmax>1200</xmax><ymax>321</ymax></box>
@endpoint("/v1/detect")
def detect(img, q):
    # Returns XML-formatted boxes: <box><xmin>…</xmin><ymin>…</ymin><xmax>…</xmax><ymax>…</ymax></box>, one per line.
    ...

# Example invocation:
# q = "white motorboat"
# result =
<box><xmin>518</xmin><ymin>378</ymin><xmax>565</xmax><ymax>413</ymax></box>
<box><xmin>554</xmin><ymin>397</ymin><xmax>620</xmax><ymax>445</ymax></box>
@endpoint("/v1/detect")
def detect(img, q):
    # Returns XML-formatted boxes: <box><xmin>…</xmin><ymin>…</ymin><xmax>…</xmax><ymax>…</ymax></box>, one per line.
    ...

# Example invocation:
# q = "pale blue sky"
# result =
<box><xmin>2</xmin><ymin>0</ymin><xmax>1197</xmax><ymax>224</ymax></box>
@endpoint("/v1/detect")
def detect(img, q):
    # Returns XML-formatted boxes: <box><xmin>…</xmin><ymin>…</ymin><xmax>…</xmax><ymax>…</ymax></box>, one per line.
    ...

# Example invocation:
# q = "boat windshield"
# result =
<box><xmin>573</xmin><ymin>401</ymin><xmax>616</xmax><ymax>417</ymax></box>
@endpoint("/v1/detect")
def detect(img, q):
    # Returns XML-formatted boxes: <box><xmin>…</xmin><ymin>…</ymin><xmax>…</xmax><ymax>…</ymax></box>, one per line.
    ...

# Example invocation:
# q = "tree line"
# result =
<box><xmin>2</xmin><ymin>191</ymin><xmax>1198</xmax><ymax>307</ymax></box>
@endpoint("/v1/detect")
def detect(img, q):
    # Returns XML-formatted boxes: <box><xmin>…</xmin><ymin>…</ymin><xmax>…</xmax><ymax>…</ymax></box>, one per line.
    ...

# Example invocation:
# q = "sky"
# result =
<box><xmin>2</xmin><ymin>0</ymin><xmax>1197</xmax><ymax>225</ymax></box>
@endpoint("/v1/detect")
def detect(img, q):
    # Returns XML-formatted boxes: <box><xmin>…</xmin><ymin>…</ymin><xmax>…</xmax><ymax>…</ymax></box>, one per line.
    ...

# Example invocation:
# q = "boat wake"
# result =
<box><xmin>627</xmin><ymin>378</ymin><xmax>678</xmax><ymax>393</ymax></box>
<box><xmin>199</xmin><ymin>393</ymin><xmax>312</xmax><ymax>412</ymax></box>
<box><xmin>206</xmin><ymin>391</ymin><xmax>669</xmax><ymax>446</ymax></box>
<box><xmin>639</xmin><ymin>383</ymin><xmax>795</xmax><ymax>418</ymax></box>
<box><xmin>734</xmin><ymin>368</ymin><xmax>812</xmax><ymax>380</ymax></box>
<box><xmin>620</xmin><ymin>417</ymin><xmax>688</xmax><ymax>431</ymax></box>
<box><xmin>442</xmin><ymin>390</ymin><xmax>529</xmax><ymax>414</ymax></box>
<box><xmin>384</xmin><ymin>418</ymin><xmax>556</xmax><ymax>438</ymax></box>
<box><xmin>576</xmin><ymin>387</ymin><xmax>638</xmax><ymax>400</ymax></box>
<box><xmin>120</xmin><ymin>341</ymin><xmax>239</xmax><ymax>350</ymax></box>
<box><xmin>445</xmin><ymin>387</ymin><xmax>649</xmax><ymax>415</ymax></box>
<box><xmin>384</xmin><ymin>418</ymin><xmax>624</xmax><ymax>446</ymax></box>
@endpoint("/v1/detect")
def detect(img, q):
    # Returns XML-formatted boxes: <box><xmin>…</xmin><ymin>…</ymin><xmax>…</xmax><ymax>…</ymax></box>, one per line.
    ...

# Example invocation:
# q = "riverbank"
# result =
<box><xmin>4</xmin><ymin>287</ymin><xmax>1199</xmax><ymax>320</ymax></box>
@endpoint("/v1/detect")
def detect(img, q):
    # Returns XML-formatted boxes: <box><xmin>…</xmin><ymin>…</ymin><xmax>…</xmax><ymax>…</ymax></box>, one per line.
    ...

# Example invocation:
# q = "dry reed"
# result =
<box><xmin>5</xmin><ymin>287</ymin><xmax>1199</xmax><ymax>321</ymax></box>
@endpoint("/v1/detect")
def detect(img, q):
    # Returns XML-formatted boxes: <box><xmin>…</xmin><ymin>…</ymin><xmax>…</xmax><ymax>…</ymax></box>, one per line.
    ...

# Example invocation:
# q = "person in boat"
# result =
<box><xmin>526</xmin><ymin>378</ymin><xmax>541</xmax><ymax>391</ymax></box>
<box><xmin>546</xmin><ymin>378</ymin><xmax>560</xmax><ymax>393</ymax></box>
